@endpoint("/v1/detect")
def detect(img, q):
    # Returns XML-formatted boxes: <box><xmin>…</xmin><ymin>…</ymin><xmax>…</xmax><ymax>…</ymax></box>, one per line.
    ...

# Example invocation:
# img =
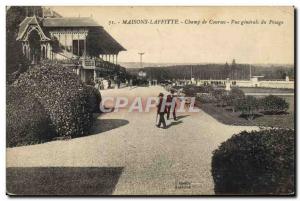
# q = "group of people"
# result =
<box><xmin>156</xmin><ymin>90</ymin><xmax>177</xmax><ymax>129</ymax></box>
<box><xmin>97</xmin><ymin>78</ymin><xmax>122</xmax><ymax>90</ymax></box>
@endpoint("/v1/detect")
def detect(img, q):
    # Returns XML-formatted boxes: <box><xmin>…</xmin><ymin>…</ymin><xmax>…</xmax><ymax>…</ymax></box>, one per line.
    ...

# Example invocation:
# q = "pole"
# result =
<box><xmin>249</xmin><ymin>65</ymin><xmax>252</xmax><ymax>80</ymax></box>
<box><xmin>138</xmin><ymin>52</ymin><xmax>145</xmax><ymax>68</ymax></box>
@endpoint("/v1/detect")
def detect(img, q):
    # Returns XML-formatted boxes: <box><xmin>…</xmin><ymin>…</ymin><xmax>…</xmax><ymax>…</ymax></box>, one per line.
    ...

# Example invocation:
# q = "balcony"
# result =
<box><xmin>53</xmin><ymin>57</ymin><xmax>126</xmax><ymax>75</ymax></box>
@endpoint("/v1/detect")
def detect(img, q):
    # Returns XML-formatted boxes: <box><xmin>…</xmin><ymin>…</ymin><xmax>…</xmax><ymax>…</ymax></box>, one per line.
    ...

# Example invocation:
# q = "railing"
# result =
<box><xmin>82</xmin><ymin>58</ymin><xmax>95</xmax><ymax>67</ymax></box>
<box><xmin>52</xmin><ymin>57</ymin><xmax>126</xmax><ymax>75</ymax></box>
<box><xmin>79</xmin><ymin>58</ymin><xmax>126</xmax><ymax>74</ymax></box>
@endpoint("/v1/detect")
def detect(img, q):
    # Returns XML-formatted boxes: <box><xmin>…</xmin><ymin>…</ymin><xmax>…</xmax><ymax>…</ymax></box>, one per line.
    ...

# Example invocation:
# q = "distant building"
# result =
<box><xmin>16</xmin><ymin>8</ymin><xmax>126</xmax><ymax>83</ymax></box>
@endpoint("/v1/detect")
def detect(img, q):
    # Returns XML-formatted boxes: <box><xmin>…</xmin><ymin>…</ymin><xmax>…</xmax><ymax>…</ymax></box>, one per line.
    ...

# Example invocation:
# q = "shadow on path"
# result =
<box><xmin>7</xmin><ymin>167</ymin><xmax>124</xmax><ymax>195</ymax></box>
<box><xmin>166</xmin><ymin>120</ymin><xmax>183</xmax><ymax>129</ymax></box>
<box><xmin>175</xmin><ymin>115</ymin><xmax>190</xmax><ymax>121</ymax></box>
<box><xmin>89</xmin><ymin>119</ymin><xmax>129</xmax><ymax>135</ymax></box>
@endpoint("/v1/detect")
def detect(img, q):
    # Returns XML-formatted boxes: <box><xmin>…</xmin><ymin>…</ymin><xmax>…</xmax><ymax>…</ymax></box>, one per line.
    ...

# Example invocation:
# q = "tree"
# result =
<box><xmin>260</xmin><ymin>95</ymin><xmax>289</xmax><ymax>114</ymax></box>
<box><xmin>6</xmin><ymin>6</ymin><xmax>43</xmax><ymax>83</ymax></box>
<box><xmin>224</xmin><ymin>62</ymin><xmax>230</xmax><ymax>79</ymax></box>
<box><xmin>235</xmin><ymin>96</ymin><xmax>259</xmax><ymax>120</ymax></box>
<box><xmin>231</xmin><ymin>59</ymin><xmax>237</xmax><ymax>80</ymax></box>
<box><xmin>226</xmin><ymin>88</ymin><xmax>245</xmax><ymax>112</ymax></box>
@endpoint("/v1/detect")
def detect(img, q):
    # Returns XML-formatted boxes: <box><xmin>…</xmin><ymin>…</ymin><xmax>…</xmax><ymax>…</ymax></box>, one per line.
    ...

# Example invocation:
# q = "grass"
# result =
<box><xmin>238</xmin><ymin>87</ymin><xmax>294</xmax><ymax>94</ymax></box>
<box><xmin>198</xmin><ymin>95</ymin><xmax>294</xmax><ymax>129</ymax></box>
<box><xmin>7</xmin><ymin>167</ymin><xmax>124</xmax><ymax>195</ymax></box>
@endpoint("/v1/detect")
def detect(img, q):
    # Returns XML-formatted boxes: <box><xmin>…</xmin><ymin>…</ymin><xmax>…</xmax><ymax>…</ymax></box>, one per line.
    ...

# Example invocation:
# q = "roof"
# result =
<box><xmin>17</xmin><ymin>17</ymin><xmax>32</xmax><ymax>40</ymax></box>
<box><xmin>17</xmin><ymin>16</ymin><xmax>51</xmax><ymax>41</ymax></box>
<box><xmin>42</xmin><ymin>7</ymin><xmax>62</xmax><ymax>18</ymax></box>
<box><xmin>94</xmin><ymin>27</ymin><xmax>126</xmax><ymax>53</ymax></box>
<box><xmin>17</xmin><ymin>16</ymin><xmax>126</xmax><ymax>53</ymax></box>
<box><xmin>43</xmin><ymin>17</ymin><xmax>101</xmax><ymax>27</ymax></box>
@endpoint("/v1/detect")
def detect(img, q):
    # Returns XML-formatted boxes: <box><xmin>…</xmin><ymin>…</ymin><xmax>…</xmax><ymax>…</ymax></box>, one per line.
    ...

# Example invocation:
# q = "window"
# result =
<box><xmin>72</xmin><ymin>40</ymin><xmax>84</xmax><ymax>56</ymax></box>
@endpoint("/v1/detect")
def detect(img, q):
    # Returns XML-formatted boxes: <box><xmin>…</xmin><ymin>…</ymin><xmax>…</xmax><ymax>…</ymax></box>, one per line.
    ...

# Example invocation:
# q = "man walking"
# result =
<box><xmin>156</xmin><ymin>93</ymin><xmax>167</xmax><ymax>129</ymax></box>
<box><xmin>166</xmin><ymin>94</ymin><xmax>172</xmax><ymax>120</ymax></box>
<box><xmin>166</xmin><ymin>90</ymin><xmax>177</xmax><ymax>120</ymax></box>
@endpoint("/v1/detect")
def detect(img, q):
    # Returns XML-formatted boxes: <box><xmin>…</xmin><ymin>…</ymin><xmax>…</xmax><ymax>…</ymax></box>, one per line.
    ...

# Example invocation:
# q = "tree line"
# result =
<box><xmin>128</xmin><ymin>61</ymin><xmax>294</xmax><ymax>81</ymax></box>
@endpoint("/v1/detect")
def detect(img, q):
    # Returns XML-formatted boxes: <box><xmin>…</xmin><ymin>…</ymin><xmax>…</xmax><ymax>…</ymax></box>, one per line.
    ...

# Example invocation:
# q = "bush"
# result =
<box><xmin>234</xmin><ymin>96</ymin><xmax>259</xmax><ymax>120</ymax></box>
<box><xmin>12</xmin><ymin>61</ymin><xmax>93</xmax><ymax>138</ymax></box>
<box><xmin>212</xmin><ymin>129</ymin><xmax>295</xmax><ymax>195</ymax></box>
<box><xmin>229</xmin><ymin>87</ymin><xmax>245</xmax><ymax>100</ymax></box>
<box><xmin>260</xmin><ymin>95</ymin><xmax>289</xmax><ymax>114</ymax></box>
<box><xmin>184</xmin><ymin>85</ymin><xmax>215</xmax><ymax>97</ymax></box>
<box><xmin>225</xmin><ymin>88</ymin><xmax>246</xmax><ymax>111</ymax></box>
<box><xmin>196</xmin><ymin>93</ymin><xmax>217</xmax><ymax>104</ymax></box>
<box><xmin>212</xmin><ymin>89</ymin><xmax>227</xmax><ymax>107</ymax></box>
<box><xmin>6</xmin><ymin>54</ymin><xmax>30</xmax><ymax>85</ymax></box>
<box><xmin>7</xmin><ymin>86</ymin><xmax>55</xmax><ymax>147</ymax></box>
<box><xmin>84</xmin><ymin>85</ymin><xmax>102</xmax><ymax>113</ymax></box>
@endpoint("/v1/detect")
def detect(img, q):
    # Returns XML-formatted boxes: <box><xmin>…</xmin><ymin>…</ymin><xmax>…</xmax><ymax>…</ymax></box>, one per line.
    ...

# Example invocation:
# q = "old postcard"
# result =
<box><xmin>6</xmin><ymin>6</ymin><xmax>295</xmax><ymax>195</ymax></box>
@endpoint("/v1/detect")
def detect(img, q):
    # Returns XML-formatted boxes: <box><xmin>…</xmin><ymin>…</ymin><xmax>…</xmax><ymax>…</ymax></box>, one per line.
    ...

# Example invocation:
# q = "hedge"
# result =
<box><xmin>183</xmin><ymin>85</ymin><xmax>214</xmax><ymax>97</ymax></box>
<box><xmin>260</xmin><ymin>95</ymin><xmax>289</xmax><ymax>114</ymax></box>
<box><xmin>12</xmin><ymin>61</ymin><xmax>93</xmax><ymax>138</ymax></box>
<box><xmin>234</xmin><ymin>95</ymin><xmax>259</xmax><ymax>120</ymax></box>
<box><xmin>84</xmin><ymin>85</ymin><xmax>102</xmax><ymax>113</ymax></box>
<box><xmin>7</xmin><ymin>86</ymin><xmax>55</xmax><ymax>147</ymax></box>
<box><xmin>196</xmin><ymin>93</ymin><xmax>217</xmax><ymax>104</ymax></box>
<box><xmin>227</xmin><ymin>88</ymin><xmax>245</xmax><ymax>109</ymax></box>
<box><xmin>229</xmin><ymin>87</ymin><xmax>245</xmax><ymax>99</ymax></box>
<box><xmin>212</xmin><ymin>129</ymin><xmax>295</xmax><ymax>195</ymax></box>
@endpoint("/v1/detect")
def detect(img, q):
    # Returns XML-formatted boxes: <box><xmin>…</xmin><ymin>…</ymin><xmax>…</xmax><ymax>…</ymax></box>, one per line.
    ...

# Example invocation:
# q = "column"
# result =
<box><xmin>47</xmin><ymin>43</ymin><xmax>51</xmax><ymax>59</ymax></box>
<box><xmin>77</xmin><ymin>31</ymin><xmax>79</xmax><ymax>56</ymax></box>
<box><xmin>84</xmin><ymin>36</ymin><xmax>86</xmax><ymax>57</ymax></box>
<box><xmin>64</xmin><ymin>31</ymin><xmax>67</xmax><ymax>49</ymax></box>
<box><xmin>45</xmin><ymin>44</ymin><xmax>47</xmax><ymax>59</ymax></box>
<box><xmin>28</xmin><ymin>46</ymin><xmax>31</xmax><ymax>60</ymax></box>
<box><xmin>71</xmin><ymin>31</ymin><xmax>73</xmax><ymax>55</ymax></box>
<box><xmin>50</xmin><ymin>45</ymin><xmax>53</xmax><ymax>60</ymax></box>
<box><xmin>22</xmin><ymin>43</ymin><xmax>25</xmax><ymax>55</ymax></box>
<box><xmin>94</xmin><ymin>69</ymin><xmax>96</xmax><ymax>82</ymax></box>
<box><xmin>40</xmin><ymin>45</ymin><xmax>43</xmax><ymax>60</ymax></box>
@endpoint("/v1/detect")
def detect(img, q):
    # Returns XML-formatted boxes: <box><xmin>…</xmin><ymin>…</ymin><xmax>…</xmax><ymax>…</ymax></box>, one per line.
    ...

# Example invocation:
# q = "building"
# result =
<box><xmin>16</xmin><ymin>8</ymin><xmax>126</xmax><ymax>83</ymax></box>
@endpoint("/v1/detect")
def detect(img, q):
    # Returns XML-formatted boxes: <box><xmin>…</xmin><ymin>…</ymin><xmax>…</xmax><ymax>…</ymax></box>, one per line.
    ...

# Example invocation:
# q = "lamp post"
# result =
<box><xmin>138</xmin><ymin>52</ymin><xmax>146</xmax><ymax>78</ymax></box>
<box><xmin>138</xmin><ymin>52</ymin><xmax>145</xmax><ymax>68</ymax></box>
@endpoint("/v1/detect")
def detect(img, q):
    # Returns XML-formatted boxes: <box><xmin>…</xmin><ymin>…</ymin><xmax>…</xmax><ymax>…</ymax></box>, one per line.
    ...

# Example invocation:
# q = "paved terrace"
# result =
<box><xmin>7</xmin><ymin>86</ymin><xmax>259</xmax><ymax>195</ymax></box>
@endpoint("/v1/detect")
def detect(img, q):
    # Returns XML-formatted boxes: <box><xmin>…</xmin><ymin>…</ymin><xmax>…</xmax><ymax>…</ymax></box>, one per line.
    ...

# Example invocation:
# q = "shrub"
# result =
<box><xmin>212</xmin><ymin>129</ymin><xmax>295</xmax><ymax>195</ymax></box>
<box><xmin>84</xmin><ymin>85</ymin><xmax>102</xmax><ymax>113</ymax></box>
<box><xmin>196</xmin><ymin>93</ymin><xmax>217</xmax><ymax>104</ymax></box>
<box><xmin>12</xmin><ymin>61</ymin><xmax>93</xmax><ymax>137</ymax></box>
<box><xmin>7</xmin><ymin>86</ymin><xmax>55</xmax><ymax>147</ymax></box>
<box><xmin>229</xmin><ymin>87</ymin><xmax>245</xmax><ymax>100</ymax></box>
<box><xmin>6</xmin><ymin>54</ymin><xmax>30</xmax><ymax>85</ymax></box>
<box><xmin>183</xmin><ymin>85</ymin><xmax>198</xmax><ymax>96</ymax></box>
<box><xmin>199</xmin><ymin>85</ymin><xmax>214</xmax><ymax>93</ymax></box>
<box><xmin>260</xmin><ymin>95</ymin><xmax>289</xmax><ymax>114</ymax></box>
<box><xmin>234</xmin><ymin>96</ymin><xmax>259</xmax><ymax>120</ymax></box>
<box><xmin>212</xmin><ymin>89</ymin><xmax>227</xmax><ymax>106</ymax></box>
<box><xmin>183</xmin><ymin>85</ymin><xmax>214</xmax><ymax>97</ymax></box>
<box><xmin>225</xmin><ymin>88</ymin><xmax>245</xmax><ymax>111</ymax></box>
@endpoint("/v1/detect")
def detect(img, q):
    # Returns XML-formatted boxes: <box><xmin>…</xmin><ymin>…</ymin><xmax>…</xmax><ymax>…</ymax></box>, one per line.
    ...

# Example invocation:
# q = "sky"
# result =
<box><xmin>51</xmin><ymin>6</ymin><xmax>294</xmax><ymax>64</ymax></box>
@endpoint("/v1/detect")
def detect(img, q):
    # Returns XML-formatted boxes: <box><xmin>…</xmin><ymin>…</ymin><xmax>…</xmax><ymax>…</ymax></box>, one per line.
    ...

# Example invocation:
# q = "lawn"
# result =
<box><xmin>238</xmin><ymin>87</ymin><xmax>294</xmax><ymax>94</ymax></box>
<box><xmin>7</xmin><ymin>167</ymin><xmax>124</xmax><ymax>195</ymax></box>
<box><xmin>198</xmin><ymin>95</ymin><xmax>294</xmax><ymax>129</ymax></box>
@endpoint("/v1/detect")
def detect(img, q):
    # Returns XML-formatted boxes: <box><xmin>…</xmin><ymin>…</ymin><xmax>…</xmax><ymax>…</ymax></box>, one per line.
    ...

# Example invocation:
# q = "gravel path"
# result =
<box><xmin>7</xmin><ymin>86</ymin><xmax>259</xmax><ymax>195</ymax></box>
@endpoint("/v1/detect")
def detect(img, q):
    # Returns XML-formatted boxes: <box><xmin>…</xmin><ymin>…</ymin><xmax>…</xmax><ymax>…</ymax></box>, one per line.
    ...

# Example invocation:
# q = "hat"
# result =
<box><xmin>158</xmin><ymin>93</ymin><xmax>164</xmax><ymax>97</ymax></box>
